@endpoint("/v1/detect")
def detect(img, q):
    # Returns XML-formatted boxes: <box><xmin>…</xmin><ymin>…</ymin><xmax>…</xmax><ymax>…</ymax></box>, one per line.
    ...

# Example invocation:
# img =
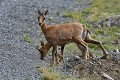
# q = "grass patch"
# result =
<box><xmin>24</xmin><ymin>77</ymin><xmax>30</xmax><ymax>80</ymax></box>
<box><xmin>92</xmin><ymin>26</ymin><xmax>120</xmax><ymax>50</ymax></box>
<box><xmin>36</xmin><ymin>66</ymin><xmax>59</xmax><ymax>80</ymax></box>
<box><xmin>63</xmin><ymin>10</ymin><xmax>83</xmax><ymax>22</ymax></box>
<box><xmin>36</xmin><ymin>65</ymin><xmax>102</xmax><ymax>80</ymax></box>
<box><xmin>35</xmin><ymin>65</ymin><xmax>80</xmax><ymax>80</ymax></box>
<box><xmin>64</xmin><ymin>0</ymin><xmax>120</xmax><ymax>22</ymax></box>
<box><xmin>64</xmin><ymin>43</ymin><xmax>80</xmax><ymax>55</ymax></box>
<box><xmin>23</xmin><ymin>34</ymin><xmax>32</xmax><ymax>44</ymax></box>
<box><xmin>84</xmin><ymin>0</ymin><xmax>120</xmax><ymax>22</ymax></box>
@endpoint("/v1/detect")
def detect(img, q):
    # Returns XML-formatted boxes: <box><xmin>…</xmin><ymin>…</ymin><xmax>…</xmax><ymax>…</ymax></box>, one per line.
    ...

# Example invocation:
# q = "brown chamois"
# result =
<box><xmin>37</xmin><ymin>30</ymin><xmax>109</xmax><ymax>62</ymax></box>
<box><xmin>37</xmin><ymin>9</ymin><xmax>109</xmax><ymax>66</ymax></box>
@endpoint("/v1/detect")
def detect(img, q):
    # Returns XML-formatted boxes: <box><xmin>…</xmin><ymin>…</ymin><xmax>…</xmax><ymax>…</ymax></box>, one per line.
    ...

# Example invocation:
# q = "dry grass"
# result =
<box><xmin>35</xmin><ymin>65</ymin><xmax>81</xmax><ymax>80</ymax></box>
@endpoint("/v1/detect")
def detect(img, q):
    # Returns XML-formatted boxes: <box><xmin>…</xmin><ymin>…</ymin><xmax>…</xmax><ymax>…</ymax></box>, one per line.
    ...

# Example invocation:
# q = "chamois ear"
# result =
<box><xmin>38</xmin><ymin>9</ymin><xmax>41</xmax><ymax>14</ymax></box>
<box><xmin>43</xmin><ymin>10</ymin><xmax>48</xmax><ymax>15</ymax></box>
<box><xmin>40</xmin><ymin>41</ymin><xmax>44</xmax><ymax>46</ymax></box>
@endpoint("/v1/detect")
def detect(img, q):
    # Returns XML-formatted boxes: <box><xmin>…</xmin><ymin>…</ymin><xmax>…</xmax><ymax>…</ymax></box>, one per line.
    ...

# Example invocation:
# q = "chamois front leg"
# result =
<box><xmin>77</xmin><ymin>44</ymin><xmax>90</xmax><ymax>59</ymax></box>
<box><xmin>52</xmin><ymin>45</ymin><xmax>59</xmax><ymax>66</ymax></box>
<box><xmin>51</xmin><ymin>45</ymin><xmax>56</xmax><ymax>66</ymax></box>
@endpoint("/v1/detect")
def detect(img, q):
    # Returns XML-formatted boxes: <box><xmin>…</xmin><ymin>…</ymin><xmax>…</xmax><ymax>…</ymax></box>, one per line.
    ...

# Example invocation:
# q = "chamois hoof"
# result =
<box><xmin>55</xmin><ymin>63</ymin><xmax>59</xmax><ymax>66</ymax></box>
<box><xmin>59</xmin><ymin>56</ymin><xmax>63</xmax><ymax>63</ymax></box>
<box><xmin>36</xmin><ymin>45</ymin><xmax>40</xmax><ymax>50</ymax></box>
<box><xmin>83</xmin><ymin>56</ymin><xmax>89</xmax><ymax>60</ymax></box>
<box><xmin>50</xmin><ymin>63</ymin><xmax>54</xmax><ymax>67</ymax></box>
<box><xmin>59</xmin><ymin>59</ymin><xmax>63</xmax><ymax>63</ymax></box>
<box><xmin>57</xmin><ymin>54</ymin><xmax>63</xmax><ymax>63</ymax></box>
<box><xmin>100</xmin><ymin>55</ymin><xmax>109</xmax><ymax>59</ymax></box>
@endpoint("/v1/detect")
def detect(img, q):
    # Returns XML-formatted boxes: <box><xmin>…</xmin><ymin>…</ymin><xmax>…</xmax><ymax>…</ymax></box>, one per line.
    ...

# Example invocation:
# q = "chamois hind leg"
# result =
<box><xmin>61</xmin><ymin>45</ymin><xmax>65</xmax><ymax>55</ymax></box>
<box><xmin>75</xmin><ymin>37</ymin><xmax>89</xmax><ymax>59</ymax></box>
<box><xmin>85</xmin><ymin>37</ymin><xmax>109</xmax><ymax>59</ymax></box>
<box><xmin>77</xmin><ymin>44</ymin><xmax>89</xmax><ymax>59</ymax></box>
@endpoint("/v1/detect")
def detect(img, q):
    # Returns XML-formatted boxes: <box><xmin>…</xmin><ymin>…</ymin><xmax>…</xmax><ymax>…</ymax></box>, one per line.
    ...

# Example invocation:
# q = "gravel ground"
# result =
<box><xmin>0</xmin><ymin>0</ymin><xmax>92</xmax><ymax>80</ymax></box>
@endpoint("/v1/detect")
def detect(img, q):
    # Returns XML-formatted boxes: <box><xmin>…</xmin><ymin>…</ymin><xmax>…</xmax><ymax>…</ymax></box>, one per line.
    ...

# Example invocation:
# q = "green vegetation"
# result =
<box><xmin>78</xmin><ymin>0</ymin><xmax>120</xmax><ymax>22</ymax></box>
<box><xmin>65</xmin><ymin>0</ymin><xmax>120</xmax><ymax>22</ymax></box>
<box><xmin>94</xmin><ymin>26</ymin><xmax>120</xmax><ymax>50</ymax></box>
<box><xmin>87</xmin><ymin>0</ymin><xmax>120</xmax><ymax>22</ymax></box>
<box><xmin>36</xmin><ymin>66</ymin><xmax>59</xmax><ymax>80</ymax></box>
<box><xmin>64</xmin><ymin>10</ymin><xmax>83</xmax><ymax>22</ymax></box>
<box><xmin>23</xmin><ymin>34</ymin><xmax>32</xmax><ymax>44</ymax></box>
<box><xmin>63</xmin><ymin>0</ymin><xmax>120</xmax><ymax>55</ymax></box>
<box><xmin>24</xmin><ymin>77</ymin><xmax>30</xmax><ymax>80</ymax></box>
<box><xmin>23</xmin><ymin>24</ymin><xmax>35</xmax><ymax>45</ymax></box>
<box><xmin>36</xmin><ymin>65</ymin><xmax>102</xmax><ymax>80</ymax></box>
<box><xmin>35</xmin><ymin>65</ymin><xmax>80</xmax><ymax>80</ymax></box>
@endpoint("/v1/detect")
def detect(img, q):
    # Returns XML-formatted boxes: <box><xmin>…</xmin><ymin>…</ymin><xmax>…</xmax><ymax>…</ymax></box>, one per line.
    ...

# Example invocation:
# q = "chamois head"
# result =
<box><xmin>38</xmin><ymin>41</ymin><xmax>47</xmax><ymax>60</ymax></box>
<box><xmin>37</xmin><ymin>9</ymin><xmax>48</xmax><ymax>26</ymax></box>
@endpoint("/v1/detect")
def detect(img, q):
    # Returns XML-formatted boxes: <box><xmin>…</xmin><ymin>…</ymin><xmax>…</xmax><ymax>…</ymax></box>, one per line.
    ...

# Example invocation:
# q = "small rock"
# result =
<box><xmin>116</xmin><ymin>49</ymin><xmax>120</xmax><ymax>53</ymax></box>
<box><xmin>74</xmin><ymin>56</ymin><xmax>81</xmax><ymax>61</ymax></box>
<box><xmin>101</xmin><ymin>72</ymin><xmax>114</xmax><ymax>80</ymax></box>
<box><xmin>48</xmin><ymin>17</ymin><xmax>53</xmax><ymax>20</ymax></box>
<box><xmin>89</xmin><ymin>62</ymin><xmax>94</xmax><ymax>65</ymax></box>
<box><xmin>66</xmin><ymin>57</ymin><xmax>69</xmax><ymax>60</ymax></box>
<box><xmin>116</xmin><ymin>69</ymin><xmax>119</xmax><ymax>73</ymax></box>
<box><xmin>74</xmin><ymin>64</ymin><xmax>84</xmax><ymax>70</ymax></box>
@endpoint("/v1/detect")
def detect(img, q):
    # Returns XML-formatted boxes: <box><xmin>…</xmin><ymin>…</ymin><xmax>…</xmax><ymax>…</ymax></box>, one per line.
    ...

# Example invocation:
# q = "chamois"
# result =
<box><xmin>37</xmin><ymin>9</ymin><xmax>109</xmax><ymax>66</ymax></box>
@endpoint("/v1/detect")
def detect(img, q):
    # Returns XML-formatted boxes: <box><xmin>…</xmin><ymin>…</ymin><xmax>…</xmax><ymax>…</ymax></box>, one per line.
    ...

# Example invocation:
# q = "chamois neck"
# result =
<box><xmin>40</xmin><ymin>22</ymin><xmax>48</xmax><ymax>34</ymax></box>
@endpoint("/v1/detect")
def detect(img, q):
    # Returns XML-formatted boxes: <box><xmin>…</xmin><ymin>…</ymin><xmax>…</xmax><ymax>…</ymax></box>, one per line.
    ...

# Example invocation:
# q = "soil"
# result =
<box><xmin>65</xmin><ymin>52</ymin><xmax>120</xmax><ymax>80</ymax></box>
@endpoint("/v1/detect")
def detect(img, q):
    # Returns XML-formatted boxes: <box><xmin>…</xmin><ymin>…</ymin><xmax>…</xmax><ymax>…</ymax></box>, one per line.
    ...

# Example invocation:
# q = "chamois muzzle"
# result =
<box><xmin>41</xmin><ymin>57</ymin><xmax>44</xmax><ymax>60</ymax></box>
<box><xmin>39</xmin><ymin>23</ymin><xmax>42</xmax><ymax>26</ymax></box>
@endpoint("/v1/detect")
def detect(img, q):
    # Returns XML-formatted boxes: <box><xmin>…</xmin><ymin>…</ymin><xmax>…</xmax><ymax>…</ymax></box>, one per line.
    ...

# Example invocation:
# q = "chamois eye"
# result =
<box><xmin>43</xmin><ymin>18</ymin><xmax>45</xmax><ymax>20</ymax></box>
